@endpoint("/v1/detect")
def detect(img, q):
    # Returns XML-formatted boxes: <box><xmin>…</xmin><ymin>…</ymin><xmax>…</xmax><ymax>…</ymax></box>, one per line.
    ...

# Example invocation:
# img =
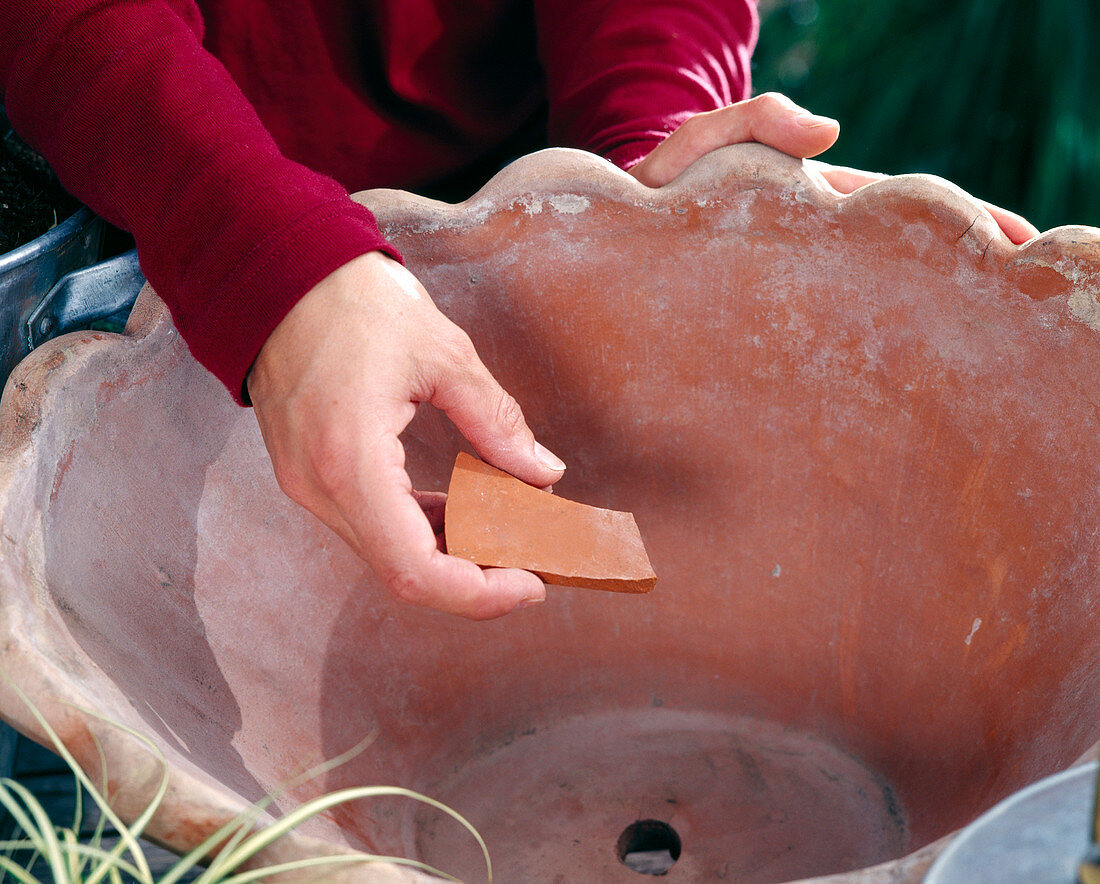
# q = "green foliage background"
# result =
<box><xmin>752</xmin><ymin>0</ymin><xmax>1100</xmax><ymax>231</ymax></box>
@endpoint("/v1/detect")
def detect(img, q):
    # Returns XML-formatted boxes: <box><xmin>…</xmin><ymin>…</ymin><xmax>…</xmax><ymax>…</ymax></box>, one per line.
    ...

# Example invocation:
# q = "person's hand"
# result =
<box><xmin>629</xmin><ymin>92</ymin><xmax>1039</xmax><ymax>245</ymax></box>
<box><xmin>246</xmin><ymin>251</ymin><xmax>566</xmax><ymax>620</ymax></box>
<box><xmin>628</xmin><ymin>92</ymin><xmax>840</xmax><ymax>188</ymax></box>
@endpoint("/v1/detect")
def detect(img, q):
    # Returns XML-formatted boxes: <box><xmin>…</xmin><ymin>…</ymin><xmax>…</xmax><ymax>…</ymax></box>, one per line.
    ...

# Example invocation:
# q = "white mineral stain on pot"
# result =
<box><xmin>1068</xmin><ymin>288</ymin><xmax>1100</xmax><ymax>331</ymax></box>
<box><xmin>903</xmin><ymin>223</ymin><xmax>934</xmax><ymax>257</ymax></box>
<box><xmin>514</xmin><ymin>195</ymin><xmax>543</xmax><ymax>215</ymax></box>
<box><xmin>547</xmin><ymin>193</ymin><xmax>590</xmax><ymax>214</ymax></box>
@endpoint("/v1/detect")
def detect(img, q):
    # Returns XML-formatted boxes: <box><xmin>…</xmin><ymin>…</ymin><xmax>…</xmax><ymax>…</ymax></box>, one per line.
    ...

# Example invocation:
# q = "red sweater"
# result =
<box><xmin>2</xmin><ymin>1</ymin><xmax>756</xmax><ymax>402</ymax></box>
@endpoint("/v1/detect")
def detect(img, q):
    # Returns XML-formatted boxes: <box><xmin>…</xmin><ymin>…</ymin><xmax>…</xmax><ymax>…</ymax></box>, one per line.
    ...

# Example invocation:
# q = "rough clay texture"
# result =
<box><xmin>445</xmin><ymin>451</ymin><xmax>657</xmax><ymax>593</ymax></box>
<box><xmin>1</xmin><ymin>144</ymin><xmax>1099</xmax><ymax>882</ymax></box>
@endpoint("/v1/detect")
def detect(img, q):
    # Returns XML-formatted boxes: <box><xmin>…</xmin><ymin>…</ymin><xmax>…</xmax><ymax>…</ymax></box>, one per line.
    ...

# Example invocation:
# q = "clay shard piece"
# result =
<box><xmin>445</xmin><ymin>452</ymin><xmax>657</xmax><ymax>593</ymax></box>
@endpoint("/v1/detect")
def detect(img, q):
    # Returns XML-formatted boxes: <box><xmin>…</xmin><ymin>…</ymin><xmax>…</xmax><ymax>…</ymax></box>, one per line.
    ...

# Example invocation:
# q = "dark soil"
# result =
<box><xmin>0</xmin><ymin>129</ymin><xmax>80</xmax><ymax>254</ymax></box>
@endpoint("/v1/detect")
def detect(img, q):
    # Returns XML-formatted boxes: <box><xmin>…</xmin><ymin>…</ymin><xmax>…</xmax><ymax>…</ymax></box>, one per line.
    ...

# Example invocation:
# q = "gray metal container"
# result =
<box><xmin>0</xmin><ymin>207</ymin><xmax>104</xmax><ymax>383</ymax></box>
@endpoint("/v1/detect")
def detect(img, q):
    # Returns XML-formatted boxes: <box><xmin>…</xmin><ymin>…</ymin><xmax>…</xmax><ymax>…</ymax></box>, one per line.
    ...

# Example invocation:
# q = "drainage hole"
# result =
<box><xmin>615</xmin><ymin>819</ymin><xmax>681</xmax><ymax>876</ymax></box>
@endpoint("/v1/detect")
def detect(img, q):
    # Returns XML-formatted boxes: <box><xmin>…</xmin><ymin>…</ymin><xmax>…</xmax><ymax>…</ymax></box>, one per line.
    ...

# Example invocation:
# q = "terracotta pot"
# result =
<box><xmin>1</xmin><ymin>145</ymin><xmax>1099</xmax><ymax>882</ymax></box>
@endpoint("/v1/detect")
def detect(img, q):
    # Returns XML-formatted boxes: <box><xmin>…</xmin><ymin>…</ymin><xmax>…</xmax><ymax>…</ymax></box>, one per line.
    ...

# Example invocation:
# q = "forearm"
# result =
<box><xmin>2</xmin><ymin>0</ymin><xmax>395</xmax><ymax>402</ymax></box>
<box><xmin>534</xmin><ymin>0</ymin><xmax>758</xmax><ymax>169</ymax></box>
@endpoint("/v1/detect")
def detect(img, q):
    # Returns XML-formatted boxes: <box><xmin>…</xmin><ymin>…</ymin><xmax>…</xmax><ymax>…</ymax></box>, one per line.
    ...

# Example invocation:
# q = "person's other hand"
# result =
<box><xmin>247</xmin><ymin>251</ymin><xmax>566</xmax><ymax>620</ymax></box>
<box><xmin>627</xmin><ymin>91</ymin><xmax>1039</xmax><ymax>246</ymax></box>
<box><xmin>806</xmin><ymin>160</ymin><xmax>1040</xmax><ymax>245</ymax></box>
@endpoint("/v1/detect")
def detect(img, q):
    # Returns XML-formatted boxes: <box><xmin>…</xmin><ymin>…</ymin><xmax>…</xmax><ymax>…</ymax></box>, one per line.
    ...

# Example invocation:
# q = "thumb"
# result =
<box><xmin>431</xmin><ymin>346</ymin><xmax>566</xmax><ymax>487</ymax></box>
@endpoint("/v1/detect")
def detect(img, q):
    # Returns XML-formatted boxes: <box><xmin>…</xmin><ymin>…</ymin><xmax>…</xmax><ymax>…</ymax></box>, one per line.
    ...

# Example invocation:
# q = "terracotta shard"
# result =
<box><xmin>445</xmin><ymin>451</ymin><xmax>657</xmax><ymax>593</ymax></box>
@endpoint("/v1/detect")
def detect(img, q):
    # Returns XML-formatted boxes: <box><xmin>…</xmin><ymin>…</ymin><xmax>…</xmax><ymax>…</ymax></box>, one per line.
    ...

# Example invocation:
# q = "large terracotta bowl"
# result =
<box><xmin>2</xmin><ymin>145</ymin><xmax>1099</xmax><ymax>882</ymax></box>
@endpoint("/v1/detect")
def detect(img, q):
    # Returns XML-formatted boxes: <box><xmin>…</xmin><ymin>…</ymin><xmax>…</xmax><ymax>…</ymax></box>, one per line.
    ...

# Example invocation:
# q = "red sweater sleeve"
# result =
<box><xmin>534</xmin><ymin>0</ymin><xmax>758</xmax><ymax>169</ymax></box>
<box><xmin>1</xmin><ymin>0</ymin><xmax>398</xmax><ymax>404</ymax></box>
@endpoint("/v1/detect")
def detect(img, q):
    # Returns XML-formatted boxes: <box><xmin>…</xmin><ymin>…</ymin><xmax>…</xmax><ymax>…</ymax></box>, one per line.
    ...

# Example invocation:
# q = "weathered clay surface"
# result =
<box><xmin>1</xmin><ymin>144</ymin><xmax>1100</xmax><ymax>882</ymax></box>
<box><xmin>445</xmin><ymin>451</ymin><xmax>656</xmax><ymax>592</ymax></box>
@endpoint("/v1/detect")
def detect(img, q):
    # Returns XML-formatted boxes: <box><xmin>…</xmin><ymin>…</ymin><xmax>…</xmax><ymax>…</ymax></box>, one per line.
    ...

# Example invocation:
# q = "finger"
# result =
<box><xmin>415</xmin><ymin>553</ymin><xmax>547</xmax><ymax>620</ymax></box>
<box><xmin>344</xmin><ymin>434</ymin><xmax>546</xmax><ymax>619</ymax></box>
<box><xmin>429</xmin><ymin>337</ymin><xmax>566</xmax><ymax>488</ymax></box>
<box><xmin>814</xmin><ymin>162</ymin><xmax>1040</xmax><ymax>244</ymax></box>
<box><xmin>708</xmin><ymin>93</ymin><xmax>841</xmax><ymax>159</ymax></box>
<box><xmin>981</xmin><ymin>204</ymin><xmax>1039</xmax><ymax>245</ymax></box>
<box><xmin>811</xmin><ymin>162</ymin><xmax>887</xmax><ymax>194</ymax></box>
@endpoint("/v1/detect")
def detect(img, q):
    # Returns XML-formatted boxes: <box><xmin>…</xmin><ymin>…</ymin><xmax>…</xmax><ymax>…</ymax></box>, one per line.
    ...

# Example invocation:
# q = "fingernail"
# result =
<box><xmin>798</xmin><ymin>113</ymin><xmax>839</xmax><ymax>129</ymax></box>
<box><xmin>535</xmin><ymin>442</ymin><xmax>566</xmax><ymax>472</ymax></box>
<box><xmin>518</xmin><ymin>596</ymin><xmax>545</xmax><ymax>609</ymax></box>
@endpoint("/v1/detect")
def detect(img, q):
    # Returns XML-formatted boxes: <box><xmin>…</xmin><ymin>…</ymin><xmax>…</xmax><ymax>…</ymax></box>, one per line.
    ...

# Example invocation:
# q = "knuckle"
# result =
<box><xmin>493</xmin><ymin>391</ymin><xmax>528</xmax><ymax>437</ymax></box>
<box><xmin>753</xmin><ymin>92</ymin><xmax>791</xmax><ymax>115</ymax></box>
<box><xmin>433</xmin><ymin>328</ymin><xmax>483</xmax><ymax>383</ymax></box>
<box><xmin>440</xmin><ymin>324</ymin><xmax>478</xmax><ymax>359</ymax></box>
<box><xmin>675</xmin><ymin>111</ymin><xmax>710</xmax><ymax>140</ymax></box>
